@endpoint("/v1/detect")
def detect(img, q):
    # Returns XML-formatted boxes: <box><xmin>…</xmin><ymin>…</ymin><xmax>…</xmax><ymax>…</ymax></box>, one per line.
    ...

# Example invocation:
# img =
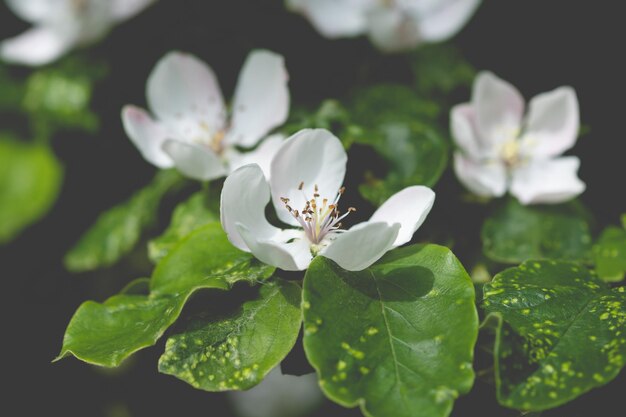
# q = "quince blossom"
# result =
<box><xmin>286</xmin><ymin>0</ymin><xmax>482</xmax><ymax>52</ymax></box>
<box><xmin>1</xmin><ymin>0</ymin><xmax>155</xmax><ymax>66</ymax></box>
<box><xmin>122</xmin><ymin>50</ymin><xmax>289</xmax><ymax>181</ymax></box>
<box><xmin>451</xmin><ymin>71</ymin><xmax>585</xmax><ymax>205</ymax></box>
<box><xmin>220</xmin><ymin>129</ymin><xmax>435</xmax><ymax>271</ymax></box>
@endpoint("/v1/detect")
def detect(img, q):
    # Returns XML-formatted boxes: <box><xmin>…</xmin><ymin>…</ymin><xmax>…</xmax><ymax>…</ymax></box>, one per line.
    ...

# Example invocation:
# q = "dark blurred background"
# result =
<box><xmin>1</xmin><ymin>1</ymin><xmax>624</xmax><ymax>416</ymax></box>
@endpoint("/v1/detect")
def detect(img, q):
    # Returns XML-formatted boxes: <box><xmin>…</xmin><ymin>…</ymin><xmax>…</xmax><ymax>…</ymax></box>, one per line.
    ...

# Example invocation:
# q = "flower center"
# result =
<box><xmin>193</xmin><ymin>121</ymin><xmax>226</xmax><ymax>154</ymax></box>
<box><xmin>500</xmin><ymin>139</ymin><xmax>521</xmax><ymax>168</ymax></box>
<box><xmin>281</xmin><ymin>183</ymin><xmax>356</xmax><ymax>252</ymax></box>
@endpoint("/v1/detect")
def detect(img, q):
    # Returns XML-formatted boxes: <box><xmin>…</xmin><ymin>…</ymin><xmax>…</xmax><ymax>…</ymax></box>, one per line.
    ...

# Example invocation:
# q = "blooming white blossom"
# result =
<box><xmin>1</xmin><ymin>0</ymin><xmax>155</xmax><ymax>66</ymax></box>
<box><xmin>122</xmin><ymin>50</ymin><xmax>289</xmax><ymax>181</ymax></box>
<box><xmin>451</xmin><ymin>71</ymin><xmax>585</xmax><ymax>205</ymax></box>
<box><xmin>220</xmin><ymin>128</ymin><xmax>435</xmax><ymax>271</ymax></box>
<box><xmin>286</xmin><ymin>0</ymin><xmax>482</xmax><ymax>52</ymax></box>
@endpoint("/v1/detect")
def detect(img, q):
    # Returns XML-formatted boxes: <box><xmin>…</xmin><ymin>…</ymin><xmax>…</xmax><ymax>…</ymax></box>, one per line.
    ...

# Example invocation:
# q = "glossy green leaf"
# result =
<box><xmin>0</xmin><ymin>138</ymin><xmax>63</xmax><ymax>243</ymax></box>
<box><xmin>148</xmin><ymin>191</ymin><xmax>218</xmax><ymax>262</ymax></box>
<box><xmin>303</xmin><ymin>244</ymin><xmax>478</xmax><ymax>417</ymax></box>
<box><xmin>64</xmin><ymin>169</ymin><xmax>182</xmax><ymax>272</ymax></box>
<box><xmin>482</xmin><ymin>199</ymin><xmax>592</xmax><ymax>264</ymax></box>
<box><xmin>150</xmin><ymin>223</ymin><xmax>274</xmax><ymax>296</ymax></box>
<box><xmin>159</xmin><ymin>279</ymin><xmax>302</xmax><ymax>391</ymax></box>
<box><xmin>483</xmin><ymin>260</ymin><xmax>626</xmax><ymax>411</ymax></box>
<box><xmin>592</xmin><ymin>226</ymin><xmax>626</xmax><ymax>282</ymax></box>
<box><xmin>57</xmin><ymin>223</ymin><xmax>275</xmax><ymax>367</ymax></box>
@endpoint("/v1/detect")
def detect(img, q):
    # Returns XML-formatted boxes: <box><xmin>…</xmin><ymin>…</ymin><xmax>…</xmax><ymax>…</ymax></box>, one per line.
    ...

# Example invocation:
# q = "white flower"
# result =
<box><xmin>451</xmin><ymin>71</ymin><xmax>585</xmax><ymax>205</ymax></box>
<box><xmin>121</xmin><ymin>50</ymin><xmax>289</xmax><ymax>181</ymax></box>
<box><xmin>1</xmin><ymin>0</ymin><xmax>155</xmax><ymax>66</ymax></box>
<box><xmin>220</xmin><ymin>129</ymin><xmax>435</xmax><ymax>271</ymax></box>
<box><xmin>286</xmin><ymin>0</ymin><xmax>482</xmax><ymax>52</ymax></box>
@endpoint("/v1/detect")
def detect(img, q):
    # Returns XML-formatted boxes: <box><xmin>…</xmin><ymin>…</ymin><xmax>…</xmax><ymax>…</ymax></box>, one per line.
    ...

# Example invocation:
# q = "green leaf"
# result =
<box><xmin>0</xmin><ymin>138</ymin><xmax>63</xmax><ymax>243</ymax></box>
<box><xmin>64</xmin><ymin>169</ymin><xmax>182</xmax><ymax>272</ymax></box>
<box><xmin>411</xmin><ymin>44</ymin><xmax>475</xmax><ymax>96</ymax></box>
<box><xmin>148</xmin><ymin>191</ymin><xmax>218</xmax><ymax>262</ymax></box>
<box><xmin>592</xmin><ymin>226</ymin><xmax>626</xmax><ymax>282</ymax></box>
<box><xmin>57</xmin><ymin>223</ymin><xmax>275</xmax><ymax>367</ymax></box>
<box><xmin>357</xmin><ymin>121</ymin><xmax>448</xmax><ymax>206</ymax></box>
<box><xmin>483</xmin><ymin>260</ymin><xmax>626</xmax><ymax>411</ymax></box>
<box><xmin>22</xmin><ymin>57</ymin><xmax>107</xmax><ymax>135</ymax></box>
<box><xmin>347</xmin><ymin>85</ymin><xmax>448</xmax><ymax>206</ymax></box>
<box><xmin>303</xmin><ymin>244</ymin><xmax>478</xmax><ymax>417</ymax></box>
<box><xmin>482</xmin><ymin>198</ymin><xmax>592</xmax><ymax>264</ymax></box>
<box><xmin>158</xmin><ymin>279</ymin><xmax>302</xmax><ymax>391</ymax></box>
<box><xmin>150</xmin><ymin>223</ymin><xmax>274</xmax><ymax>296</ymax></box>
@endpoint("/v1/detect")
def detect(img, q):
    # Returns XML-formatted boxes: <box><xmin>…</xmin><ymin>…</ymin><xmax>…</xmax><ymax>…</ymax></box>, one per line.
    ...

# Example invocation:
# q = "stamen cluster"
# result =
<box><xmin>281</xmin><ymin>182</ymin><xmax>356</xmax><ymax>245</ymax></box>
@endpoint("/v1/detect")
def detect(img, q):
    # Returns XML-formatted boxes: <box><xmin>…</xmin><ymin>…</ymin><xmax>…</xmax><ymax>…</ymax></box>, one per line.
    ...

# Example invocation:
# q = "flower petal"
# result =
<box><xmin>270</xmin><ymin>129</ymin><xmax>347</xmax><ymax>227</ymax></box>
<box><xmin>287</xmin><ymin>0</ymin><xmax>371</xmax><ymax>38</ymax></box>
<box><xmin>147</xmin><ymin>51</ymin><xmax>226</xmax><ymax>132</ymax></box>
<box><xmin>473</xmin><ymin>71</ymin><xmax>525</xmax><ymax>148</ymax></box>
<box><xmin>220</xmin><ymin>164</ymin><xmax>284</xmax><ymax>251</ymax></box>
<box><xmin>227</xmin><ymin>50</ymin><xmax>290</xmax><ymax>148</ymax></box>
<box><xmin>415</xmin><ymin>0</ymin><xmax>482</xmax><ymax>42</ymax></box>
<box><xmin>237</xmin><ymin>223</ymin><xmax>313</xmax><ymax>271</ymax></box>
<box><xmin>226</xmin><ymin>134</ymin><xmax>285</xmax><ymax>179</ymax></box>
<box><xmin>453</xmin><ymin>152</ymin><xmax>507</xmax><ymax>197</ymax></box>
<box><xmin>450</xmin><ymin>103</ymin><xmax>492</xmax><ymax>159</ymax></box>
<box><xmin>5</xmin><ymin>0</ymin><xmax>62</xmax><ymax>23</ymax></box>
<box><xmin>510</xmin><ymin>157</ymin><xmax>585</xmax><ymax>205</ymax></box>
<box><xmin>369</xmin><ymin>186</ymin><xmax>435</xmax><ymax>247</ymax></box>
<box><xmin>162</xmin><ymin>140</ymin><xmax>226</xmax><ymax>181</ymax></box>
<box><xmin>321</xmin><ymin>222</ymin><xmax>400</xmax><ymax>271</ymax></box>
<box><xmin>110</xmin><ymin>0</ymin><xmax>155</xmax><ymax>21</ymax></box>
<box><xmin>121</xmin><ymin>105</ymin><xmax>173</xmax><ymax>168</ymax></box>
<box><xmin>366</xmin><ymin>7</ymin><xmax>421</xmax><ymax>52</ymax></box>
<box><xmin>521</xmin><ymin>86</ymin><xmax>579</xmax><ymax>159</ymax></box>
<box><xmin>0</xmin><ymin>27</ymin><xmax>73</xmax><ymax>66</ymax></box>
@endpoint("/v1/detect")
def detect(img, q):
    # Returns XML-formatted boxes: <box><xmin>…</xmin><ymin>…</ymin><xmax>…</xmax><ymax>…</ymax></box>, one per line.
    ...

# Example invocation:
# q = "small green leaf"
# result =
<box><xmin>592</xmin><ymin>226</ymin><xmax>626</xmax><ymax>282</ymax></box>
<box><xmin>56</xmin><ymin>292</ymin><xmax>186</xmax><ymax>367</ymax></box>
<box><xmin>303</xmin><ymin>244</ymin><xmax>478</xmax><ymax>417</ymax></box>
<box><xmin>150</xmin><ymin>223</ymin><xmax>274</xmax><ymax>296</ymax></box>
<box><xmin>483</xmin><ymin>260</ymin><xmax>626</xmax><ymax>411</ymax></box>
<box><xmin>58</xmin><ymin>223</ymin><xmax>275</xmax><ymax>367</ymax></box>
<box><xmin>0</xmin><ymin>137</ymin><xmax>63</xmax><ymax>243</ymax></box>
<box><xmin>482</xmin><ymin>198</ymin><xmax>592</xmax><ymax>264</ymax></box>
<box><xmin>158</xmin><ymin>279</ymin><xmax>302</xmax><ymax>391</ymax></box>
<box><xmin>148</xmin><ymin>191</ymin><xmax>218</xmax><ymax>262</ymax></box>
<box><xmin>412</xmin><ymin>44</ymin><xmax>475</xmax><ymax>96</ymax></box>
<box><xmin>64</xmin><ymin>169</ymin><xmax>182</xmax><ymax>272</ymax></box>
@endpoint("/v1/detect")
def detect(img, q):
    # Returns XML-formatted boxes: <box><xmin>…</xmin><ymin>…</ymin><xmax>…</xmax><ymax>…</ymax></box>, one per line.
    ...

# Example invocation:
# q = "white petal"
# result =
<box><xmin>227</xmin><ymin>367</ymin><xmax>323</xmax><ymax>417</ymax></box>
<box><xmin>147</xmin><ymin>51</ymin><xmax>226</xmax><ymax>132</ymax></box>
<box><xmin>369</xmin><ymin>186</ymin><xmax>435</xmax><ymax>247</ymax></box>
<box><xmin>5</xmin><ymin>0</ymin><xmax>64</xmax><ymax>23</ymax></box>
<box><xmin>287</xmin><ymin>0</ymin><xmax>372</xmax><ymax>38</ymax></box>
<box><xmin>453</xmin><ymin>152</ymin><xmax>507</xmax><ymax>197</ymax></box>
<box><xmin>473</xmin><ymin>71</ymin><xmax>525</xmax><ymax>148</ymax></box>
<box><xmin>227</xmin><ymin>50</ymin><xmax>290</xmax><ymax>147</ymax></box>
<box><xmin>162</xmin><ymin>140</ymin><xmax>226</xmax><ymax>181</ymax></box>
<box><xmin>226</xmin><ymin>134</ymin><xmax>285</xmax><ymax>179</ymax></box>
<box><xmin>220</xmin><ymin>164</ymin><xmax>284</xmax><ymax>251</ymax></box>
<box><xmin>121</xmin><ymin>105</ymin><xmax>173</xmax><ymax>168</ymax></box>
<box><xmin>510</xmin><ymin>157</ymin><xmax>585</xmax><ymax>205</ymax></box>
<box><xmin>521</xmin><ymin>87</ymin><xmax>580</xmax><ymax>159</ymax></box>
<box><xmin>110</xmin><ymin>0</ymin><xmax>155</xmax><ymax>22</ymax></box>
<box><xmin>450</xmin><ymin>103</ymin><xmax>493</xmax><ymax>159</ymax></box>
<box><xmin>321</xmin><ymin>222</ymin><xmax>400</xmax><ymax>271</ymax></box>
<box><xmin>270</xmin><ymin>129</ymin><xmax>347</xmax><ymax>227</ymax></box>
<box><xmin>0</xmin><ymin>27</ymin><xmax>73</xmax><ymax>66</ymax></box>
<box><xmin>416</xmin><ymin>0</ymin><xmax>482</xmax><ymax>42</ymax></box>
<box><xmin>366</xmin><ymin>7</ymin><xmax>421</xmax><ymax>52</ymax></box>
<box><xmin>237</xmin><ymin>224</ymin><xmax>313</xmax><ymax>271</ymax></box>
